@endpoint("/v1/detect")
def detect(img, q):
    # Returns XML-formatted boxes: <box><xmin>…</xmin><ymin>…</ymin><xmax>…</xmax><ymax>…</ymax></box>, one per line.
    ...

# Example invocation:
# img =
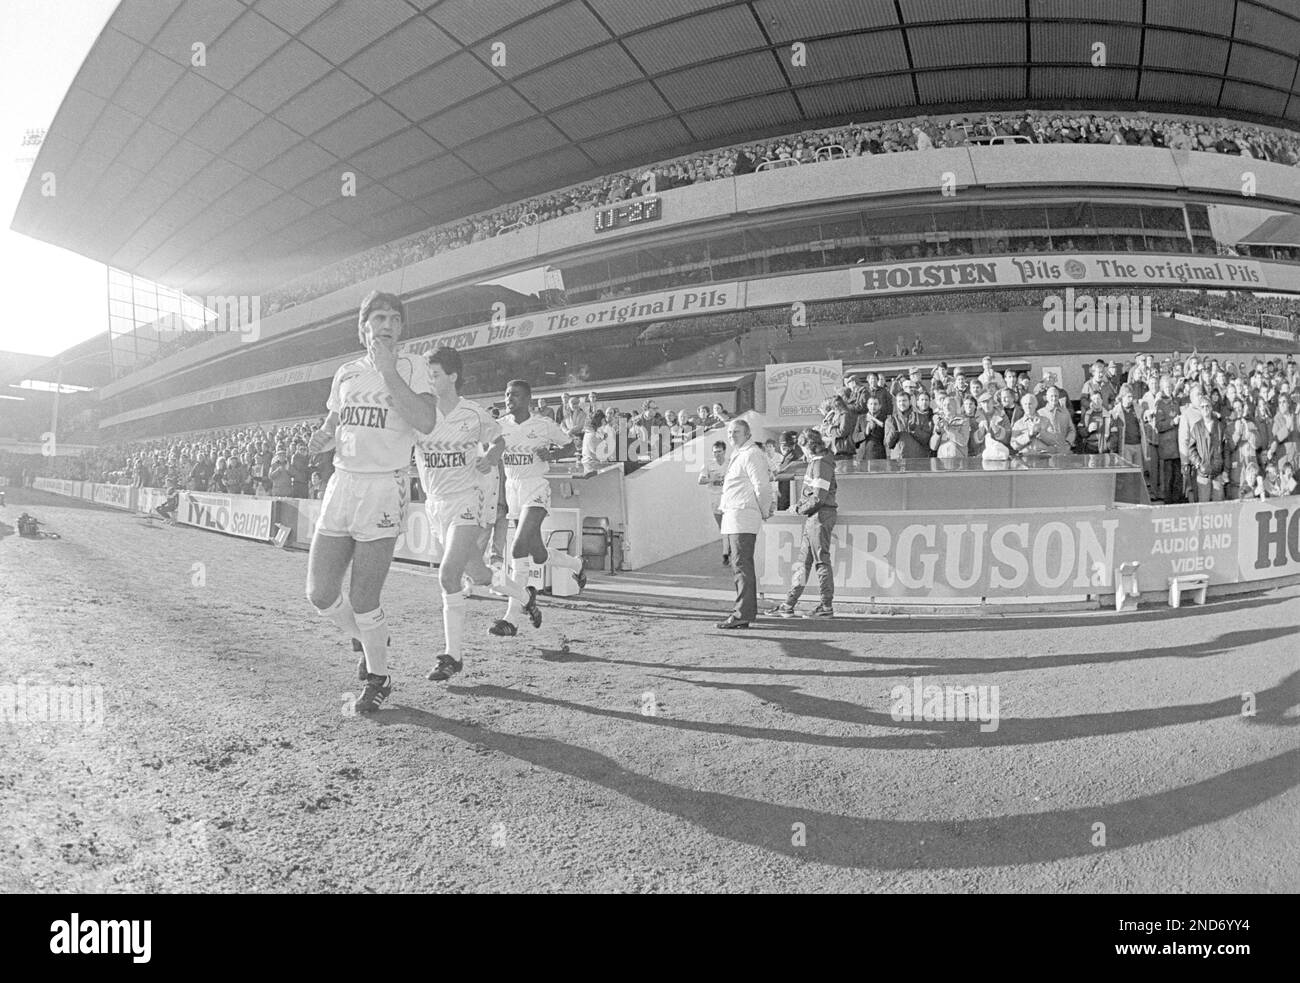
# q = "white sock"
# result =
<box><xmin>315</xmin><ymin>595</ymin><xmax>360</xmax><ymax>638</ymax></box>
<box><xmin>502</xmin><ymin>556</ymin><xmax>530</xmax><ymax>622</ymax></box>
<box><xmin>442</xmin><ymin>588</ymin><xmax>467</xmax><ymax>661</ymax></box>
<box><xmin>547</xmin><ymin>548</ymin><xmax>581</xmax><ymax>571</ymax></box>
<box><xmin>354</xmin><ymin>607</ymin><xmax>388</xmax><ymax>677</ymax></box>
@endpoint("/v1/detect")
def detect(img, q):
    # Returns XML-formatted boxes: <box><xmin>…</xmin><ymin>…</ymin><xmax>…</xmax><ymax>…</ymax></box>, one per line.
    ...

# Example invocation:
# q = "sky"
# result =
<box><xmin>0</xmin><ymin>0</ymin><xmax>119</xmax><ymax>358</ymax></box>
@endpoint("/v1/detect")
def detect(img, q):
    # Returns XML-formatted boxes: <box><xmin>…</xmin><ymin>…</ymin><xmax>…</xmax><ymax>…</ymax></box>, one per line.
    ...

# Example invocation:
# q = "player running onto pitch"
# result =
<box><xmin>491</xmin><ymin>379</ymin><xmax>586</xmax><ymax>637</ymax></box>
<box><xmin>417</xmin><ymin>349</ymin><xmax>538</xmax><ymax>681</ymax></box>
<box><xmin>305</xmin><ymin>291</ymin><xmax>436</xmax><ymax>713</ymax></box>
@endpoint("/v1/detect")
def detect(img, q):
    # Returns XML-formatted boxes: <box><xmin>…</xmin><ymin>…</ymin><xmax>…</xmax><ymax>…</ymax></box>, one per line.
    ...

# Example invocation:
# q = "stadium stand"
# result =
<box><xmin>262</xmin><ymin>108</ymin><xmax>1300</xmax><ymax>315</ymax></box>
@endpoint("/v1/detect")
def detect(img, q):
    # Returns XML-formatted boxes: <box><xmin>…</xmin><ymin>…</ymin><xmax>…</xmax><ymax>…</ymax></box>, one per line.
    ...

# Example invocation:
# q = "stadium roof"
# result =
<box><xmin>0</xmin><ymin>331</ymin><xmax>118</xmax><ymax>390</ymax></box>
<box><xmin>1237</xmin><ymin>212</ymin><xmax>1300</xmax><ymax>246</ymax></box>
<box><xmin>0</xmin><ymin>351</ymin><xmax>51</xmax><ymax>386</ymax></box>
<box><xmin>0</xmin><ymin>333</ymin><xmax>117</xmax><ymax>390</ymax></box>
<box><xmin>13</xmin><ymin>0</ymin><xmax>1300</xmax><ymax>299</ymax></box>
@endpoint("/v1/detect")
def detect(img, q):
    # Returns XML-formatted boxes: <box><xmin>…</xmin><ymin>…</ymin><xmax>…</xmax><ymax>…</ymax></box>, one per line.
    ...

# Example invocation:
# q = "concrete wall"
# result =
<box><xmin>621</xmin><ymin>411</ymin><xmax>772</xmax><ymax>570</ymax></box>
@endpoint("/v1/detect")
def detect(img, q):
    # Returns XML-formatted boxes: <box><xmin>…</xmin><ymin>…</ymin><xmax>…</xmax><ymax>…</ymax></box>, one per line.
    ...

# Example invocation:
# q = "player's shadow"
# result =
<box><xmin>678</xmin><ymin>667</ymin><xmax>1300</xmax><ymax>742</ymax></box>
<box><xmin>375</xmin><ymin>704</ymin><xmax>1300</xmax><ymax>870</ymax></box>
<box><xmin>448</xmin><ymin>668</ymin><xmax>1300</xmax><ymax>751</ymax></box>
<box><xmin>534</xmin><ymin>624</ymin><xmax>1298</xmax><ymax>680</ymax></box>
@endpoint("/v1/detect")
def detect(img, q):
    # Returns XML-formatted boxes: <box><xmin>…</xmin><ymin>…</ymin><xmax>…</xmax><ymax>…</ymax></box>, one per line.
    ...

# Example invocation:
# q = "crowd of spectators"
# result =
<box><xmin>265</xmin><ymin>109</ymin><xmax>1300</xmax><ymax>314</ymax></box>
<box><xmin>0</xmin><ymin>395</ymin><xmax>100</xmax><ymax>445</ymax></box>
<box><xmin>11</xmin><ymin>420</ymin><xmax>332</xmax><ymax>499</ymax></box>
<box><xmin>524</xmin><ymin>391</ymin><xmax>736</xmax><ymax>475</ymax></box>
<box><xmin>815</xmin><ymin>353</ymin><xmax>1300</xmax><ymax>502</ymax></box>
<box><xmin>629</xmin><ymin>288</ymin><xmax>1300</xmax><ymax>385</ymax></box>
<box><xmin>8</xmin><ymin>393</ymin><xmax>737</xmax><ymax>495</ymax></box>
<box><xmin>8</xmin><ymin>350</ymin><xmax>1298</xmax><ymax>507</ymax></box>
<box><xmin>827</xmin><ymin>286</ymin><xmax>1300</xmax><ymax>336</ymax></box>
<box><xmin>815</xmin><ymin>286</ymin><xmax>1300</xmax><ymax>330</ymax></box>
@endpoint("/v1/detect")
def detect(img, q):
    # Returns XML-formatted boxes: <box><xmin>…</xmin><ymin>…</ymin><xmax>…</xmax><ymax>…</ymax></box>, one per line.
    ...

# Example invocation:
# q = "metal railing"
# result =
<box><xmin>754</xmin><ymin>157</ymin><xmax>801</xmax><ymax>172</ymax></box>
<box><xmin>495</xmin><ymin>212</ymin><xmax>539</xmax><ymax>236</ymax></box>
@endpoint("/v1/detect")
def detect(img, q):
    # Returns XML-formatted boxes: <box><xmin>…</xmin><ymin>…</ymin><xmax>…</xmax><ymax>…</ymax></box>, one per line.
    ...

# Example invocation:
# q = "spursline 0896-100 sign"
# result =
<box><xmin>594</xmin><ymin>196</ymin><xmax>662</xmax><ymax>233</ymax></box>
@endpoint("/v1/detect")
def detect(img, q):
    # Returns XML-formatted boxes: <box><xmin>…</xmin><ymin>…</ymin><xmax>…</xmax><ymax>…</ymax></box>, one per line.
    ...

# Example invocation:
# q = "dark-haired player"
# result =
<box><xmin>492</xmin><ymin>379</ymin><xmax>586</xmax><ymax>636</ymax></box>
<box><xmin>305</xmin><ymin>291</ymin><xmax>436</xmax><ymax>713</ymax></box>
<box><xmin>416</xmin><ymin>349</ymin><xmax>537</xmax><ymax>680</ymax></box>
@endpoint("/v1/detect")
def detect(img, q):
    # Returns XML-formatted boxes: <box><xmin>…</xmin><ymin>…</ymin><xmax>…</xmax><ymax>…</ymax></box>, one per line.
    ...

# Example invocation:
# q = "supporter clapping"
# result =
<box><xmin>932</xmin><ymin>394</ymin><xmax>971</xmax><ymax>459</ymax></box>
<box><xmin>820</xmin><ymin>396</ymin><xmax>856</xmax><ymax>460</ymax></box>
<box><xmin>1011</xmin><ymin>391</ymin><xmax>1049</xmax><ymax>455</ymax></box>
<box><xmin>885</xmin><ymin>391</ymin><xmax>930</xmax><ymax>459</ymax></box>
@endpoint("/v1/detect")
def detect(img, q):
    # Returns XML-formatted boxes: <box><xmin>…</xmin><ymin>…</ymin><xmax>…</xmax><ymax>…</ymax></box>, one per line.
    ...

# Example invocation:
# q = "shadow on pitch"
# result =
<box><xmin>445</xmin><ymin>668</ymin><xmax>1299</xmax><ymax>751</ymax></box>
<box><xmin>575</xmin><ymin>587</ymin><xmax>1297</xmax><ymax>636</ymax></box>
<box><xmin>374</xmin><ymin>701</ymin><xmax>1300</xmax><ymax>870</ymax></box>
<box><xmin>532</xmin><ymin>624</ymin><xmax>1300</xmax><ymax>680</ymax></box>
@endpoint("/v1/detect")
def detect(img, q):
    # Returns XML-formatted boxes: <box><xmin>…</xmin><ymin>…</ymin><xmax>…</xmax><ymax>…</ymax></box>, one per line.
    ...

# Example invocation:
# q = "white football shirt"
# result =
<box><xmin>415</xmin><ymin>396</ymin><xmax>501</xmax><ymax>500</ymax></box>
<box><xmin>327</xmin><ymin>354</ymin><xmax>433</xmax><ymax>473</ymax></box>
<box><xmin>499</xmin><ymin>413</ymin><xmax>573</xmax><ymax>481</ymax></box>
